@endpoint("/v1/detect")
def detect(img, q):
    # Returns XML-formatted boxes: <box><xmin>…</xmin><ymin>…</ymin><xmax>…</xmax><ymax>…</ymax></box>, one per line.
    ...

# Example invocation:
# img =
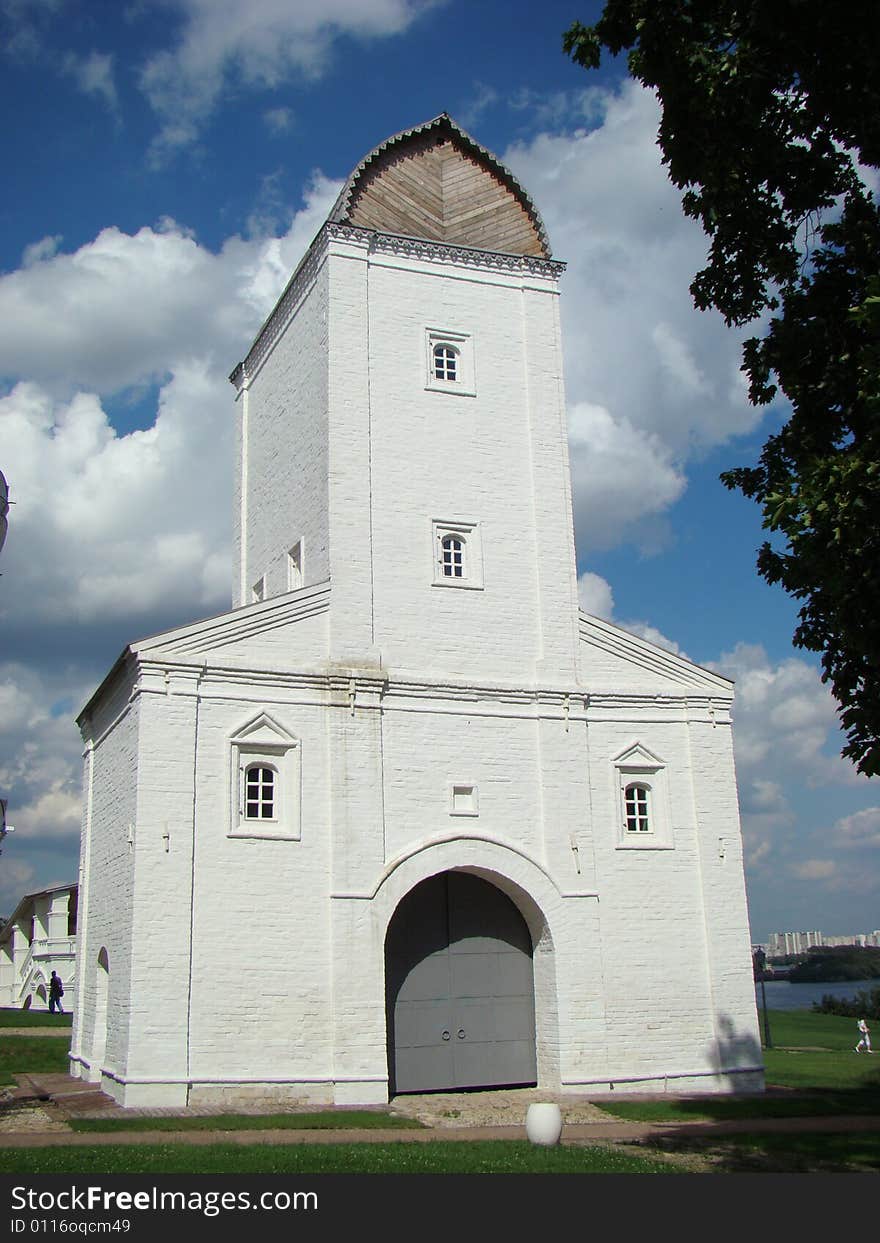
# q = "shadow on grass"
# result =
<box><xmin>596</xmin><ymin>1084</ymin><xmax>880</xmax><ymax>1125</ymax></box>
<box><xmin>640</xmin><ymin>1129</ymin><xmax>880</xmax><ymax>1174</ymax></box>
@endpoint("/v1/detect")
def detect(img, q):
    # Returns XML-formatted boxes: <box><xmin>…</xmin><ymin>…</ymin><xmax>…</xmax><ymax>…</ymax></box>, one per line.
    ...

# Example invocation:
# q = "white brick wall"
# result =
<box><xmin>76</xmin><ymin>221</ymin><xmax>761</xmax><ymax>1106</ymax></box>
<box><xmin>71</xmin><ymin>665</ymin><xmax>139</xmax><ymax>1090</ymax></box>
<box><xmin>235</xmin><ymin>258</ymin><xmax>330</xmax><ymax>608</ymax></box>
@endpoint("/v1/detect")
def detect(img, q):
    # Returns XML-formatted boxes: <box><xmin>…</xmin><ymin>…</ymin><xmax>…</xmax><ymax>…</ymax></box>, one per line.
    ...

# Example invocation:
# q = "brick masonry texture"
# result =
<box><xmin>72</xmin><ymin>189</ymin><xmax>762</xmax><ymax>1107</ymax></box>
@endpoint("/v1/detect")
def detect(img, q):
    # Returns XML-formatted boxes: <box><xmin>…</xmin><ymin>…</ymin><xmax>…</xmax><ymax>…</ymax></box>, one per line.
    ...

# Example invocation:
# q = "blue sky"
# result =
<box><xmin>1</xmin><ymin>0</ymin><xmax>877</xmax><ymax>943</ymax></box>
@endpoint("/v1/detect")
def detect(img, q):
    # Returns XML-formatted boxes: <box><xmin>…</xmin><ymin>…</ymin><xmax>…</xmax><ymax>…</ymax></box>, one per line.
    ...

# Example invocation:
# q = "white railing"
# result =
<box><xmin>17</xmin><ymin>941</ymin><xmax>35</xmax><ymax>982</ymax></box>
<box><xmin>32</xmin><ymin>938</ymin><xmax>75</xmax><ymax>961</ymax></box>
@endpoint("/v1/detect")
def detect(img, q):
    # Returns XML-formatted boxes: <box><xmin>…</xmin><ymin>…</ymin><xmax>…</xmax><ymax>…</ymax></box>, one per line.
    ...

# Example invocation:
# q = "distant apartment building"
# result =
<box><xmin>767</xmin><ymin>929</ymin><xmax>880</xmax><ymax>956</ymax></box>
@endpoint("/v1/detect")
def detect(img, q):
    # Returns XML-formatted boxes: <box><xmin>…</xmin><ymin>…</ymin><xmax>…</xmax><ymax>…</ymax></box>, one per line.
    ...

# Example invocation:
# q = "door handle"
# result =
<box><xmin>458</xmin><ymin>1029</ymin><xmax>466</xmax><ymax>1039</ymax></box>
<box><xmin>441</xmin><ymin>1030</ymin><xmax>450</xmax><ymax>1041</ymax></box>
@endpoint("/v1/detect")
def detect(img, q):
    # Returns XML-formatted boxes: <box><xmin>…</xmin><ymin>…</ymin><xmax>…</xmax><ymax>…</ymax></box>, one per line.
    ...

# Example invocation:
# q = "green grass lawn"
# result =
<box><xmin>762</xmin><ymin>1007</ymin><xmax>862</xmax><ymax>1052</ymax></box>
<box><xmin>646</xmin><ymin>1130</ymin><xmax>880</xmax><ymax>1175</ymax></box>
<box><xmin>0</xmin><ymin>1036</ymin><xmax>71</xmax><ymax>1085</ymax></box>
<box><xmin>0</xmin><ymin>1008</ymin><xmax>72</xmax><ymax>1028</ymax></box>
<box><xmin>3</xmin><ymin>1008</ymin><xmax>879</xmax><ymax>1173</ymax></box>
<box><xmin>0</xmin><ymin>1140</ymin><xmax>679</xmax><ymax>1175</ymax></box>
<box><xmin>71</xmin><ymin>1111</ymin><xmax>424</xmax><ymax>1133</ymax></box>
<box><xmin>593</xmin><ymin>1010</ymin><xmax>880</xmax><ymax>1124</ymax></box>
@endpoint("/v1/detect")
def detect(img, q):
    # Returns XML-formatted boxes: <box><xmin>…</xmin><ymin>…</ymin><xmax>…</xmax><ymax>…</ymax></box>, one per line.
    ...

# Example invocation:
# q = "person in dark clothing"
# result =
<box><xmin>48</xmin><ymin>971</ymin><xmax>64</xmax><ymax>1015</ymax></box>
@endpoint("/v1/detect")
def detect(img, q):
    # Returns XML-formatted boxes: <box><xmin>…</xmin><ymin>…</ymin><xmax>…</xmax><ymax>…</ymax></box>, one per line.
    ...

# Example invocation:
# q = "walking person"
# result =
<box><xmin>48</xmin><ymin>971</ymin><xmax>64</xmax><ymax>1015</ymax></box>
<box><xmin>854</xmin><ymin>1017</ymin><xmax>872</xmax><ymax>1053</ymax></box>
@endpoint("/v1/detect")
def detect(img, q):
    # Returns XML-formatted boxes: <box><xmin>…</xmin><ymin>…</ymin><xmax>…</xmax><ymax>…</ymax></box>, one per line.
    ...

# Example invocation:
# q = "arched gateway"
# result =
<box><xmin>385</xmin><ymin>871</ymin><xmax>537</xmax><ymax>1094</ymax></box>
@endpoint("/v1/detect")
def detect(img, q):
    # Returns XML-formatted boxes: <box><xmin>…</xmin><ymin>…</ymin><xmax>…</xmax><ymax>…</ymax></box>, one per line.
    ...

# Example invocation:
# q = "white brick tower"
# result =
<box><xmin>230</xmin><ymin>117</ymin><xmax>580</xmax><ymax>686</ymax></box>
<box><xmin>71</xmin><ymin>116</ymin><xmax>762</xmax><ymax>1108</ymax></box>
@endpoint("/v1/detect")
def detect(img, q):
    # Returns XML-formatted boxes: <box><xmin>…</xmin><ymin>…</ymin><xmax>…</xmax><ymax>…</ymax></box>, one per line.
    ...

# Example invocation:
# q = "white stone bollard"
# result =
<box><xmin>525</xmin><ymin>1102</ymin><xmax>563</xmax><ymax>1146</ymax></box>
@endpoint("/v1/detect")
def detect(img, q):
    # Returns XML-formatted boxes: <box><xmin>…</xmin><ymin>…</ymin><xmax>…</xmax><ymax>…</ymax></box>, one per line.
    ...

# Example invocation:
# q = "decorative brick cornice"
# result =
<box><xmin>229</xmin><ymin>222</ymin><xmax>565</xmax><ymax>391</ymax></box>
<box><xmin>229</xmin><ymin>225</ymin><xmax>332</xmax><ymax>389</ymax></box>
<box><xmin>364</xmin><ymin>228</ymin><xmax>565</xmax><ymax>278</ymax></box>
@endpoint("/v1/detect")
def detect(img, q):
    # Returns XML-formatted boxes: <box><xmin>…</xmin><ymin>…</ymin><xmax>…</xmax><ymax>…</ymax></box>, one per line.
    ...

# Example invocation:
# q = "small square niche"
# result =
<box><xmin>450</xmin><ymin>784</ymin><xmax>478</xmax><ymax>817</ymax></box>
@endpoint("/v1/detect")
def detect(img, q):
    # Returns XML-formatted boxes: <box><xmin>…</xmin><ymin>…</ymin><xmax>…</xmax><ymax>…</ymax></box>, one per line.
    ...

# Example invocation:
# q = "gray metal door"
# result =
<box><xmin>386</xmin><ymin>872</ymin><xmax>537</xmax><ymax>1094</ymax></box>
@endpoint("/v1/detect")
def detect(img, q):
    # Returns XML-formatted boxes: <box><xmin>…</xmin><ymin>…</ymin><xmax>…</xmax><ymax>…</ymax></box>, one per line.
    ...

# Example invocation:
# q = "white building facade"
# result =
<box><xmin>0</xmin><ymin>883</ymin><xmax>77</xmax><ymax>1011</ymax></box>
<box><xmin>71</xmin><ymin>116</ymin><xmax>762</xmax><ymax>1108</ymax></box>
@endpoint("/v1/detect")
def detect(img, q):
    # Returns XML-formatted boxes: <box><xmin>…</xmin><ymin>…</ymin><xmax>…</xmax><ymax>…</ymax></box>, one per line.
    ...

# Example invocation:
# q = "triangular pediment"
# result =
<box><xmin>331</xmin><ymin>114</ymin><xmax>551</xmax><ymax>258</ymax></box>
<box><xmin>231</xmin><ymin>712</ymin><xmax>297</xmax><ymax>749</ymax></box>
<box><xmin>612</xmin><ymin>742</ymin><xmax>666</xmax><ymax>770</ymax></box>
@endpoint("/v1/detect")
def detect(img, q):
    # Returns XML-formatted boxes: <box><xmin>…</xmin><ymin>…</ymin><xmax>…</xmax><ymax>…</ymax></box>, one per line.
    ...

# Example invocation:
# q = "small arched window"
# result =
<box><xmin>624</xmin><ymin>783</ymin><xmax>650</xmax><ymax>833</ymax></box>
<box><xmin>433</xmin><ymin>343</ymin><xmax>458</xmax><ymax>382</ymax></box>
<box><xmin>440</xmin><ymin>533</ymin><xmax>465</xmax><ymax>578</ymax></box>
<box><xmin>245</xmin><ymin>764</ymin><xmax>276</xmax><ymax>820</ymax></box>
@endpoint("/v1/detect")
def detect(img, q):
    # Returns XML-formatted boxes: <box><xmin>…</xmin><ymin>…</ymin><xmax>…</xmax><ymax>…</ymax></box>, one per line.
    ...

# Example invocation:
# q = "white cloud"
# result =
<box><xmin>1</xmin><ymin>367</ymin><xmax>231</xmax><ymax>626</ymax></box>
<box><xmin>0</xmin><ymin>175</ymin><xmax>342</xmax><ymax>630</ymax></box>
<box><xmin>576</xmin><ymin>568</ymin><xmax>685</xmax><ymax>653</ymax></box>
<box><xmin>459</xmin><ymin>82</ymin><xmax>499</xmax><ymax>130</ymax></box>
<box><xmin>577</xmin><ymin>570</ymin><xmax>614</xmax><ymax>619</ymax></box>
<box><xmin>621</xmin><ymin>622</ymin><xmax>686</xmax><ymax>657</ymax></box>
<box><xmin>21</xmin><ymin>234</ymin><xmax>62</xmax><ymax>268</ymax></box>
<box><xmin>0</xmin><ymin>172</ymin><xmax>351</xmax><ymax>910</ymax></box>
<box><xmin>264</xmin><ymin>106</ymin><xmax>293</xmax><ymax>134</ymax></box>
<box><xmin>502</xmin><ymin>81</ymin><xmax>762</xmax><ymax>555</ymax></box>
<box><xmin>62</xmin><ymin>50</ymin><xmax>118</xmax><ymax>112</ymax></box>
<box><xmin>710</xmin><ymin>642</ymin><xmax>855</xmax><ymax>786</ymax></box>
<box><xmin>0</xmin><ymin>0</ymin><xmax>60</xmax><ymax>60</ymax></box>
<box><xmin>0</xmin><ymin>174</ymin><xmax>339</xmax><ymax>397</ymax></box>
<box><xmin>702</xmin><ymin>641</ymin><xmax>875</xmax><ymax>920</ymax></box>
<box><xmin>833</xmin><ymin>808</ymin><xmax>880</xmax><ymax>850</ymax></box>
<box><xmin>567</xmin><ymin>402</ymin><xmax>686</xmax><ymax>553</ymax></box>
<box><xmin>0</xmin><ymin>860</ymin><xmax>38</xmax><ymax>916</ymax></box>
<box><xmin>12</xmin><ymin>785</ymin><xmax>81</xmax><ymax>841</ymax></box>
<box><xmin>791</xmin><ymin>859</ymin><xmax>838</xmax><ymax>882</ymax></box>
<box><xmin>651</xmin><ymin>321</ymin><xmax>710</xmax><ymax>398</ymax></box>
<box><xmin>0</xmin><ymin>663</ymin><xmax>88</xmax><ymax>914</ymax></box>
<box><xmin>139</xmin><ymin>0</ymin><xmax>437</xmax><ymax>160</ymax></box>
<box><xmin>740</xmin><ymin>779</ymin><xmax>788</xmax><ymax>816</ymax></box>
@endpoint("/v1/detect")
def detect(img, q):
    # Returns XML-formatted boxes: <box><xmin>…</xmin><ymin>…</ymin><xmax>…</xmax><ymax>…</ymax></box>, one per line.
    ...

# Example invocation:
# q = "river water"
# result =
<box><xmin>755</xmin><ymin>977</ymin><xmax>878</xmax><ymax>1012</ymax></box>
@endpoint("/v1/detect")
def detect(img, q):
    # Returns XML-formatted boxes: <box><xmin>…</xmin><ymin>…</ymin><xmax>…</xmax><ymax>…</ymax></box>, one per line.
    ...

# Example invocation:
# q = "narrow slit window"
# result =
<box><xmin>288</xmin><ymin>541</ymin><xmax>303</xmax><ymax>590</ymax></box>
<box><xmin>433</xmin><ymin>343</ymin><xmax>458</xmax><ymax>381</ymax></box>
<box><xmin>245</xmin><ymin>765</ymin><xmax>276</xmax><ymax>820</ymax></box>
<box><xmin>440</xmin><ymin>534</ymin><xmax>464</xmax><ymax>578</ymax></box>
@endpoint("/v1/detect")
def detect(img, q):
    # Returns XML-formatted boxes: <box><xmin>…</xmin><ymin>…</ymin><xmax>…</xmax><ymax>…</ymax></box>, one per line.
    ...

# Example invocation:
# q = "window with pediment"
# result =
<box><xmin>612</xmin><ymin>743</ymin><xmax>673</xmax><ymax>850</ymax></box>
<box><xmin>229</xmin><ymin>713</ymin><xmax>301</xmax><ymax>840</ymax></box>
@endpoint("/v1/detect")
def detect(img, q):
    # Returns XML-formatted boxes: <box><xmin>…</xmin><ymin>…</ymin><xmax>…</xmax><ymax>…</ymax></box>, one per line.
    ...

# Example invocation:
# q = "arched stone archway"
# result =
<box><xmin>385</xmin><ymin>871</ymin><xmax>537</xmax><ymax>1095</ymax></box>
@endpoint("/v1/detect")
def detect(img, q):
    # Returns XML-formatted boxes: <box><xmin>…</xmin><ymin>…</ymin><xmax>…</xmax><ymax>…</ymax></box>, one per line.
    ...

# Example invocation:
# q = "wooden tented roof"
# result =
<box><xmin>329</xmin><ymin>114</ymin><xmax>552</xmax><ymax>259</ymax></box>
